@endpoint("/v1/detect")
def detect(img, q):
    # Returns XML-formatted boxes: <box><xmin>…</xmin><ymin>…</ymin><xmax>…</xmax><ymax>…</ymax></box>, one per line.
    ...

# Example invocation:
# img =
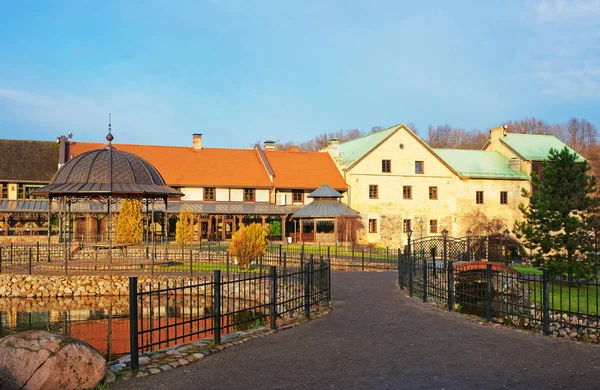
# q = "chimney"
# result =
<box><xmin>193</xmin><ymin>133</ymin><xmax>203</xmax><ymax>150</ymax></box>
<box><xmin>327</xmin><ymin>138</ymin><xmax>340</xmax><ymax>159</ymax></box>
<box><xmin>57</xmin><ymin>134</ymin><xmax>72</xmax><ymax>169</ymax></box>
<box><xmin>488</xmin><ymin>125</ymin><xmax>507</xmax><ymax>151</ymax></box>
<box><xmin>509</xmin><ymin>158</ymin><xmax>521</xmax><ymax>172</ymax></box>
<box><xmin>264</xmin><ymin>140</ymin><xmax>276</xmax><ymax>150</ymax></box>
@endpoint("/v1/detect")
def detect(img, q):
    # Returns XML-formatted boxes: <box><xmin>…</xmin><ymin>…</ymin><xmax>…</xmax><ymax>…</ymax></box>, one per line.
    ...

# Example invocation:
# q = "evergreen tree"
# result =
<box><xmin>116</xmin><ymin>199</ymin><xmax>143</xmax><ymax>244</ymax></box>
<box><xmin>176</xmin><ymin>209</ymin><xmax>195</xmax><ymax>244</ymax></box>
<box><xmin>515</xmin><ymin>147</ymin><xmax>598</xmax><ymax>277</ymax></box>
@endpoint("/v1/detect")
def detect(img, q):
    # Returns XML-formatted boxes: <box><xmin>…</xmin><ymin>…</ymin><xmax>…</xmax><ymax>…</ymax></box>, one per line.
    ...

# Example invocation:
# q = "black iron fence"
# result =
<box><xmin>411</xmin><ymin>235</ymin><xmax>522</xmax><ymax>264</ymax></box>
<box><xmin>399</xmin><ymin>257</ymin><xmax>600</xmax><ymax>340</ymax></box>
<box><xmin>0</xmin><ymin>242</ymin><xmax>401</xmax><ymax>275</ymax></box>
<box><xmin>128</xmin><ymin>260</ymin><xmax>330</xmax><ymax>370</ymax></box>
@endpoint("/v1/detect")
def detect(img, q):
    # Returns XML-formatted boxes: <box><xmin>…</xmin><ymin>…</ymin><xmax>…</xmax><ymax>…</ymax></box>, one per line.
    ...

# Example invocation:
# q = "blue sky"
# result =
<box><xmin>0</xmin><ymin>0</ymin><xmax>599</xmax><ymax>148</ymax></box>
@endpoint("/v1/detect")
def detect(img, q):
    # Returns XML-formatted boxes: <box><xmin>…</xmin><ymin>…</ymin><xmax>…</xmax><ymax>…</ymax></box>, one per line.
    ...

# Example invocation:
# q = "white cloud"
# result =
<box><xmin>523</xmin><ymin>1</ymin><xmax>600</xmax><ymax>99</ymax></box>
<box><xmin>533</xmin><ymin>0</ymin><xmax>600</xmax><ymax>21</ymax></box>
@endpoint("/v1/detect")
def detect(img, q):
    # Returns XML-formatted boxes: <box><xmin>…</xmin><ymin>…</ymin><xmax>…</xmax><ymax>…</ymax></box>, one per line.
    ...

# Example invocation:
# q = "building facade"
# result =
<box><xmin>324</xmin><ymin>124</ymin><xmax>582</xmax><ymax>246</ymax></box>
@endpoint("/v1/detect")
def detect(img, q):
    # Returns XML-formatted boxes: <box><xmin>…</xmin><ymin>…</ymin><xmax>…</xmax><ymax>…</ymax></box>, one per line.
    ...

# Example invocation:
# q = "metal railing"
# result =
<box><xmin>399</xmin><ymin>257</ymin><xmax>600</xmax><ymax>339</ymax></box>
<box><xmin>128</xmin><ymin>259</ymin><xmax>331</xmax><ymax>370</ymax></box>
<box><xmin>0</xmin><ymin>242</ymin><xmax>401</xmax><ymax>275</ymax></box>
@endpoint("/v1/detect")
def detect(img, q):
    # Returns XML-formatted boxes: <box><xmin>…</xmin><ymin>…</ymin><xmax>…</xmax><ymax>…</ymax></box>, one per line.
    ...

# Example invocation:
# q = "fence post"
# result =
<box><xmin>422</xmin><ymin>257</ymin><xmax>427</xmax><ymax>303</ymax></box>
<box><xmin>10</xmin><ymin>243</ymin><xmax>13</xmax><ymax>262</ymax></box>
<box><xmin>361</xmin><ymin>249</ymin><xmax>365</xmax><ymax>271</ymax></box>
<box><xmin>226</xmin><ymin>251</ymin><xmax>230</xmax><ymax>278</ymax></box>
<box><xmin>270</xmin><ymin>266</ymin><xmax>277</xmax><ymax>330</ymax></box>
<box><xmin>486</xmin><ymin>264</ymin><xmax>493</xmax><ymax>322</ymax></box>
<box><xmin>279</xmin><ymin>245</ymin><xmax>282</xmax><ymax>266</ymax></box>
<box><xmin>36</xmin><ymin>242</ymin><xmax>40</xmax><ymax>263</ymax></box>
<box><xmin>448</xmin><ymin>261</ymin><xmax>454</xmax><ymax>312</ymax></box>
<box><xmin>398</xmin><ymin>248</ymin><xmax>403</xmax><ymax>289</ymax></box>
<box><xmin>283</xmin><ymin>252</ymin><xmax>287</xmax><ymax>272</ymax></box>
<box><xmin>542</xmin><ymin>268</ymin><xmax>550</xmax><ymax>335</ymax></box>
<box><xmin>128</xmin><ymin>276</ymin><xmax>139</xmax><ymax>371</ymax></box>
<box><xmin>214</xmin><ymin>270</ymin><xmax>221</xmax><ymax>345</ymax></box>
<box><xmin>408</xmin><ymin>250</ymin><xmax>413</xmax><ymax>297</ymax></box>
<box><xmin>0</xmin><ymin>247</ymin><xmax>2</xmax><ymax>273</ymax></box>
<box><xmin>189</xmin><ymin>249</ymin><xmax>193</xmax><ymax>277</ymax></box>
<box><xmin>304</xmin><ymin>262</ymin><xmax>311</xmax><ymax>319</ymax></box>
<box><xmin>327</xmin><ymin>256</ymin><xmax>331</xmax><ymax>305</ymax></box>
<box><xmin>29</xmin><ymin>248</ymin><xmax>33</xmax><ymax>275</ymax></box>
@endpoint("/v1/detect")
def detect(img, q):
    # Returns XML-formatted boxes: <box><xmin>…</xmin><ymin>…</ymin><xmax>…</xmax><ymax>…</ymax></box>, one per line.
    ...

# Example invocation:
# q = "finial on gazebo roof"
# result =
<box><xmin>105</xmin><ymin>113</ymin><xmax>115</xmax><ymax>149</ymax></box>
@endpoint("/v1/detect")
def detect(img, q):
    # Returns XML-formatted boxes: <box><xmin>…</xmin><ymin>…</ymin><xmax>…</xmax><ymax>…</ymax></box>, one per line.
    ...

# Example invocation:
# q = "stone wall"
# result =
<box><xmin>0</xmin><ymin>274</ymin><xmax>211</xmax><ymax>299</ymax></box>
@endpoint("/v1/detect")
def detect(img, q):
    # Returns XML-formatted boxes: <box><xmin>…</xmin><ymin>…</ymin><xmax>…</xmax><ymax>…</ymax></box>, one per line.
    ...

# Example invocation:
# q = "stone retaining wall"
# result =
<box><xmin>0</xmin><ymin>274</ymin><xmax>212</xmax><ymax>299</ymax></box>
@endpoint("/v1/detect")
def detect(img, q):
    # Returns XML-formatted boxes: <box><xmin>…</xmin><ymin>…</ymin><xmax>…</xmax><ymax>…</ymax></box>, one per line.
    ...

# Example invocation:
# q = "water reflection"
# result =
<box><xmin>0</xmin><ymin>296</ymin><xmax>266</xmax><ymax>361</ymax></box>
<box><xmin>0</xmin><ymin>296</ymin><xmax>129</xmax><ymax>361</ymax></box>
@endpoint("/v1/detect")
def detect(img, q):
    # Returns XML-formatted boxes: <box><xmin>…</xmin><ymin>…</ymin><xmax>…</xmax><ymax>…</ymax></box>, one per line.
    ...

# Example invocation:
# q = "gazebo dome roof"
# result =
<box><xmin>33</xmin><ymin>131</ymin><xmax>183</xmax><ymax>198</ymax></box>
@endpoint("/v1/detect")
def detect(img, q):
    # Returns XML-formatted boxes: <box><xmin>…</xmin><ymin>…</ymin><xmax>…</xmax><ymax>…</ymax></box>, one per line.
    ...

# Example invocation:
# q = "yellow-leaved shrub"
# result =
<box><xmin>176</xmin><ymin>209</ymin><xmax>195</xmax><ymax>244</ymax></box>
<box><xmin>116</xmin><ymin>199</ymin><xmax>143</xmax><ymax>244</ymax></box>
<box><xmin>229</xmin><ymin>223</ymin><xmax>269</xmax><ymax>269</ymax></box>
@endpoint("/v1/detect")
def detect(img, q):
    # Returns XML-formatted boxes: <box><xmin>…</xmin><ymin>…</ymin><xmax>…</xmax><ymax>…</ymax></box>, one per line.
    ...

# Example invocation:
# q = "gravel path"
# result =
<box><xmin>110</xmin><ymin>272</ymin><xmax>600</xmax><ymax>389</ymax></box>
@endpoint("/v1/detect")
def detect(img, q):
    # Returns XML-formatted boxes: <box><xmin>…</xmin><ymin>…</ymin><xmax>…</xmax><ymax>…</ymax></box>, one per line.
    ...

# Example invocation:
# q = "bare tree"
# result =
<box><xmin>565</xmin><ymin>118</ymin><xmax>597</xmax><ymax>154</ymax></box>
<box><xmin>461</xmin><ymin>208</ymin><xmax>506</xmax><ymax>236</ymax></box>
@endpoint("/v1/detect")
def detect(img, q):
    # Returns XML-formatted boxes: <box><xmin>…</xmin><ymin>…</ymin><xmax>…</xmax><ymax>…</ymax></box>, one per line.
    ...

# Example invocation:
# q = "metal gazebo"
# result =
<box><xmin>32</xmin><ymin>123</ymin><xmax>184</xmax><ymax>275</ymax></box>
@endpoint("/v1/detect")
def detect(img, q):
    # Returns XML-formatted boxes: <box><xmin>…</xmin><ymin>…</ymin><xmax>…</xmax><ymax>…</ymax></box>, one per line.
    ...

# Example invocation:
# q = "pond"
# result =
<box><xmin>0</xmin><ymin>296</ymin><xmax>266</xmax><ymax>361</ymax></box>
<box><xmin>0</xmin><ymin>296</ymin><xmax>131</xmax><ymax>361</ymax></box>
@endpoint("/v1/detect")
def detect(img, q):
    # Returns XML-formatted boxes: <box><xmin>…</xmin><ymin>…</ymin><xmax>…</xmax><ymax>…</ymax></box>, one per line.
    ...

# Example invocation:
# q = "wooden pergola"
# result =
<box><xmin>291</xmin><ymin>184</ymin><xmax>360</xmax><ymax>243</ymax></box>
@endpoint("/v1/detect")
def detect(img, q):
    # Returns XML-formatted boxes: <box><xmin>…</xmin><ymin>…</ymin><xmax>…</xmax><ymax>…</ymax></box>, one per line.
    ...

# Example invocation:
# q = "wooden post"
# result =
<box><xmin>221</xmin><ymin>215</ymin><xmax>226</xmax><ymax>241</ymax></box>
<box><xmin>196</xmin><ymin>215</ymin><xmax>201</xmax><ymax>242</ymax></box>
<box><xmin>334</xmin><ymin>217</ymin><xmax>338</xmax><ymax>244</ymax></box>
<box><xmin>281</xmin><ymin>215</ymin><xmax>286</xmax><ymax>242</ymax></box>
<box><xmin>3</xmin><ymin>213</ymin><xmax>10</xmax><ymax>236</ymax></box>
<box><xmin>299</xmin><ymin>218</ymin><xmax>303</xmax><ymax>242</ymax></box>
<box><xmin>207</xmin><ymin>216</ymin><xmax>213</xmax><ymax>241</ymax></box>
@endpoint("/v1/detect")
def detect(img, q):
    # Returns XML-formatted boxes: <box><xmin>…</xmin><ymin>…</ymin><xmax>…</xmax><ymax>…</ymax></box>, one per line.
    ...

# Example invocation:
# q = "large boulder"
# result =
<box><xmin>0</xmin><ymin>330</ymin><xmax>108</xmax><ymax>390</ymax></box>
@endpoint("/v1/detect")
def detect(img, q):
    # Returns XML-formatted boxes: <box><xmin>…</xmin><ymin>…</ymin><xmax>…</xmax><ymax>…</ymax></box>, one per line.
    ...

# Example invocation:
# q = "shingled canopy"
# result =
<box><xmin>32</xmin><ymin>123</ymin><xmax>184</xmax><ymax>275</ymax></box>
<box><xmin>291</xmin><ymin>184</ymin><xmax>360</xmax><ymax>243</ymax></box>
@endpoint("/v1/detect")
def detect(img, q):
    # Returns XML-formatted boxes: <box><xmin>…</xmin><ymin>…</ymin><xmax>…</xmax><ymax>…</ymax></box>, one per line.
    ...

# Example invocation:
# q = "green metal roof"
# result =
<box><xmin>337</xmin><ymin>124</ymin><xmax>400</xmax><ymax>167</ymax></box>
<box><xmin>500</xmin><ymin>134</ymin><xmax>585</xmax><ymax>162</ymax></box>
<box><xmin>433</xmin><ymin>149</ymin><xmax>529</xmax><ymax>180</ymax></box>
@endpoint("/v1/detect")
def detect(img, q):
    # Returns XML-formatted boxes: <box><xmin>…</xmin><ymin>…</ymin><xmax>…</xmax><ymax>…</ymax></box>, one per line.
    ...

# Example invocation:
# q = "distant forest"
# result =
<box><xmin>275</xmin><ymin>117</ymin><xmax>600</xmax><ymax>185</ymax></box>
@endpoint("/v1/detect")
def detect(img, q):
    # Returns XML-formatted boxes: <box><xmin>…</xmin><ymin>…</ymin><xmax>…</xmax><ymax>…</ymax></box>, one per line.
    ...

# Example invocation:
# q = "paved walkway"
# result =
<box><xmin>111</xmin><ymin>272</ymin><xmax>600</xmax><ymax>389</ymax></box>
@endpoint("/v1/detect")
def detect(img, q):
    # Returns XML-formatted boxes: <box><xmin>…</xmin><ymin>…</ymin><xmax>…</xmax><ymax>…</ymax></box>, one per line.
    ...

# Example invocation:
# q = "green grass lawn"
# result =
<box><xmin>157</xmin><ymin>262</ymin><xmax>263</xmax><ymax>273</ymax></box>
<box><xmin>512</xmin><ymin>264</ymin><xmax>543</xmax><ymax>275</ymax></box>
<box><xmin>529</xmin><ymin>280</ymin><xmax>600</xmax><ymax>315</ymax></box>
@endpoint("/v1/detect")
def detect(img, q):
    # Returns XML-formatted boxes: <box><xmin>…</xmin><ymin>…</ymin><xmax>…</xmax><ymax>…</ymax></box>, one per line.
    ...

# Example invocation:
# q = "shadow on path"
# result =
<box><xmin>111</xmin><ymin>272</ymin><xmax>600</xmax><ymax>390</ymax></box>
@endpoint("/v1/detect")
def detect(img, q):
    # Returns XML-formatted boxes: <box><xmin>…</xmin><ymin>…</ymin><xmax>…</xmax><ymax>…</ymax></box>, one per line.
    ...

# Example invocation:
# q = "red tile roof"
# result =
<box><xmin>69</xmin><ymin>142</ymin><xmax>347</xmax><ymax>192</ymax></box>
<box><xmin>69</xmin><ymin>143</ymin><xmax>273</xmax><ymax>188</ymax></box>
<box><xmin>264</xmin><ymin>150</ymin><xmax>347</xmax><ymax>191</ymax></box>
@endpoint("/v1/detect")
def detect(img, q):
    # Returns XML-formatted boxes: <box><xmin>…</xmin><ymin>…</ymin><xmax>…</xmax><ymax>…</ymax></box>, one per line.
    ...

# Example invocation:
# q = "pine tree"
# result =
<box><xmin>116</xmin><ymin>199</ymin><xmax>143</xmax><ymax>244</ymax></box>
<box><xmin>176</xmin><ymin>209</ymin><xmax>195</xmax><ymax>244</ymax></box>
<box><xmin>515</xmin><ymin>147</ymin><xmax>598</xmax><ymax>277</ymax></box>
<box><xmin>229</xmin><ymin>223</ymin><xmax>269</xmax><ymax>269</ymax></box>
